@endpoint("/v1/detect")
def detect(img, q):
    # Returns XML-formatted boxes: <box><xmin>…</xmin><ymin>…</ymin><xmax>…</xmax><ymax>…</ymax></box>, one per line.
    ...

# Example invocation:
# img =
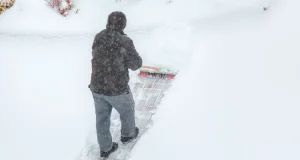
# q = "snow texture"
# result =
<box><xmin>1</xmin><ymin>0</ymin><xmax>300</xmax><ymax>160</ymax></box>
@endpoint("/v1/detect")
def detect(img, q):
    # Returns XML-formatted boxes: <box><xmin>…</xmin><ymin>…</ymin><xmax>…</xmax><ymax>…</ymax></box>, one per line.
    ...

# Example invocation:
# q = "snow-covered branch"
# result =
<box><xmin>45</xmin><ymin>0</ymin><xmax>74</xmax><ymax>17</ymax></box>
<box><xmin>0</xmin><ymin>0</ymin><xmax>15</xmax><ymax>14</ymax></box>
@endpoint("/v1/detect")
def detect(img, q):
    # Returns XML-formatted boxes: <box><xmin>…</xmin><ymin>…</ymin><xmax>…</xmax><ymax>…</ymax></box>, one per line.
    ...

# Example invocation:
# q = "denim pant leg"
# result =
<box><xmin>92</xmin><ymin>93</ymin><xmax>113</xmax><ymax>152</ymax></box>
<box><xmin>105</xmin><ymin>90</ymin><xmax>136</xmax><ymax>137</ymax></box>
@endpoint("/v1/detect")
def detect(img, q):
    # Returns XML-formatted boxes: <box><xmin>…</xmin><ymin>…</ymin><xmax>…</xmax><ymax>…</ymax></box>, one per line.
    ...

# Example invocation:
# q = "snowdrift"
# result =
<box><xmin>130</xmin><ymin>0</ymin><xmax>300</xmax><ymax>160</ymax></box>
<box><xmin>1</xmin><ymin>0</ymin><xmax>299</xmax><ymax>160</ymax></box>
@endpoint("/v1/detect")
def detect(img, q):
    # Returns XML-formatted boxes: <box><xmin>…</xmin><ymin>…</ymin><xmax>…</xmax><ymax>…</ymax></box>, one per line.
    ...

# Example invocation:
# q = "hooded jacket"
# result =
<box><xmin>89</xmin><ymin>12</ymin><xmax>142</xmax><ymax>96</ymax></box>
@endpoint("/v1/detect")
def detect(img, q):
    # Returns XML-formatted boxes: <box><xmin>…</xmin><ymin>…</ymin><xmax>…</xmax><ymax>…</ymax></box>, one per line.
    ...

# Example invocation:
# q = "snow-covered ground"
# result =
<box><xmin>1</xmin><ymin>0</ymin><xmax>300</xmax><ymax>160</ymax></box>
<box><xmin>131</xmin><ymin>1</ymin><xmax>300</xmax><ymax>160</ymax></box>
<box><xmin>0</xmin><ymin>35</ymin><xmax>93</xmax><ymax>160</ymax></box>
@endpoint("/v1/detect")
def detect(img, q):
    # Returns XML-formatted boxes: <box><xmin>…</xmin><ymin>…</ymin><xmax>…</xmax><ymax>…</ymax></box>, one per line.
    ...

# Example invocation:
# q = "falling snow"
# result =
<box><xmin>1</xmin><ymin>0</ymin><xmax>300</xmax><ymax>160</ymax></box>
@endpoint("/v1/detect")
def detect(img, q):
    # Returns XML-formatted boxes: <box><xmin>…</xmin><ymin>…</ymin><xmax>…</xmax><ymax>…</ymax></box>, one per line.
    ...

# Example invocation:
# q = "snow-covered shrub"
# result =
<box><xmin>45</xmin><ymin>0</ymin><xmax>74</xmax><ymax>17</ymax></box>
<box><xmin>0</xmin><ymin>0</ymin><xmax>15</xmax><ymax>14</ymax></box>
<box><xmin>45</xmin><ymin>0</ymin><xmax>61</xmax><ymax>8</ymax></box>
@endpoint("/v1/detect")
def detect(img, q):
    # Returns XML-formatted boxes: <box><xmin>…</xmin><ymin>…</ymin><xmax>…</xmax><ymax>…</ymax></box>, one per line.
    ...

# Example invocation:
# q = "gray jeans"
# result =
<box><xmin>92</xmin><ymin>90</ymin><xmax>136</xmax><ymax>152</ymax></box>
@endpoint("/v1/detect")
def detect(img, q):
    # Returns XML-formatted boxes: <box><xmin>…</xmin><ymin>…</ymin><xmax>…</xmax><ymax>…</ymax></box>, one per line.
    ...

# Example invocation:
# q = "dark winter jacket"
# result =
<box><xmin>89</xmin><ymin>28</ymin><xmax>142</xmax><ymax>96</ymax></box>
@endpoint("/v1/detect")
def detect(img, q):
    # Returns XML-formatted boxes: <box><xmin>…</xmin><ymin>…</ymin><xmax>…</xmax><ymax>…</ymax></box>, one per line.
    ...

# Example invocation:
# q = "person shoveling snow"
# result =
<box><xmin>89</xmin><ymin>11</ymin><xmax>142</xmax><ymax>159</ymax></box>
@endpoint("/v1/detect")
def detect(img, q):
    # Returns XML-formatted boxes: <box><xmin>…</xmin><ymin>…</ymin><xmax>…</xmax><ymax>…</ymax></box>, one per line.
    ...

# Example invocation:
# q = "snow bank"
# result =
<box><xmin>0</xmin><ymin>0</ymin><xmax>269</xmax><ymax>35</ymax></box>
<box><xmin>0</xmin><ymin>36</ymin><xmax>94</xmax><ymax>160</ymax></box>
<box><xmin>0</xmin><ymin>0</ymin><xmax>117</xmax><ymax>35</ymax></box>
<box><xmin>130</xmin><ymin>0</ymin><xmax>300</xmax><ymax>160</ymax></box>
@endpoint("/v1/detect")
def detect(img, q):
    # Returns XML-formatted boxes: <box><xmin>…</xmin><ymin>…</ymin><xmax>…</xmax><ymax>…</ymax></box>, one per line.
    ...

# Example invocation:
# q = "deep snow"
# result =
<box><xmin>130</xmin><ymin>1</ymin><xmax>300</xmax><ymax>160</ymax></box>
<box><xmin>1</xmin><ymin>0</ymin><xmax>300</xmax><ymax>160</ymax></box>
<box><xmin>0</xmin><ymin>35</ymin><xmax>93</xmax><ymax>160</ymax></box>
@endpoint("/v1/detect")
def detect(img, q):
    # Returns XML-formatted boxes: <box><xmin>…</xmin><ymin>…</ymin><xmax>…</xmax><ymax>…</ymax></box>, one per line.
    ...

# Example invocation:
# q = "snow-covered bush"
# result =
<box><xmin>45</xmin><ymin>0</ymin><xmax>74</xmax><ymax>17</ymax></box>
<box><xmin>0</xmin><ymin>0</ymin><xmax>15</xmax><ymax>14</ymax></box>
<box><xmin>45</xmin><ymin>0</ymin><xmax>60</xmax><ymax>8</ymax></box>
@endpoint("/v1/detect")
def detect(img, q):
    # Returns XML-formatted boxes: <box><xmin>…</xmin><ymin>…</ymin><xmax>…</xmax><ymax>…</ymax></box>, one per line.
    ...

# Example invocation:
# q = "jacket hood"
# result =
<box><xmin>106</xmin><ymin>11</ymin><xmax>127</xmax><ymax>31</ymax></box>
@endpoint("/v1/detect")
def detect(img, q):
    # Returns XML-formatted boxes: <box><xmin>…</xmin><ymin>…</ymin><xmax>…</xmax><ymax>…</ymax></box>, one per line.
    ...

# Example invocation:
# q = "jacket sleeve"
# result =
<box><xmin>124</xmin><ymin>39</ymin><xmax>142</xmax><ymax>71</ymax></box>
<box><xmin>92</xmin><ymin>35</ymin><xmax>99</xmax><ymax>51</ymax></box>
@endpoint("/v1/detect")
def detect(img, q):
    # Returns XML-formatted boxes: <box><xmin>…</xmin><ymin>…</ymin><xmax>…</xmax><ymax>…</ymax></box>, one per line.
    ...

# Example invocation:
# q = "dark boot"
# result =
<box><xmin>100</xmin><ymin>142</ymin><xmax>118</xmax><ymax>158</ymax></box>
<box><xmin>121</xmin><ymin>127</ymin><xmax>139</xmax><ymax>144</ymax></box>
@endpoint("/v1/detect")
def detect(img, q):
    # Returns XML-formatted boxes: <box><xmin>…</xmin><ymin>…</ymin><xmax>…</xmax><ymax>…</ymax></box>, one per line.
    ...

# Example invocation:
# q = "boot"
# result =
<box><xmin>120</xmin><ymin>127</ymin><xmax>139</xmax><ymax>144</ymax></box>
